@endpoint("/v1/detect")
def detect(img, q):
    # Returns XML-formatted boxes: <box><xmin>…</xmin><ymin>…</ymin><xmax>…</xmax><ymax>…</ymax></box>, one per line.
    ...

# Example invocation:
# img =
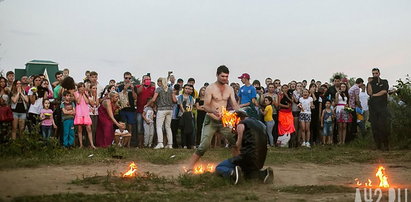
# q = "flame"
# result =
<box><xmin>376</xmin><ymin>166</ymin><xmax>389</xmax><ymax>188</ymax></box>
<box><xmin>122</xmin><ymin>162</ymin><xmax>138</xmax><ymax>178</ymax></box>
<box><xmin>221</xmin><ymin>107</ymin><xmax>240</xmax><ymax>128</ymax></box>
<box><xmin>354</xmin><ymin>166</ymin><xmax>390</xmax><ymax>188</ymax></box>
<box><xmin>185</xmin><ymin>163</ymin><xmax>216</xmax><ymax>175</ymax></box>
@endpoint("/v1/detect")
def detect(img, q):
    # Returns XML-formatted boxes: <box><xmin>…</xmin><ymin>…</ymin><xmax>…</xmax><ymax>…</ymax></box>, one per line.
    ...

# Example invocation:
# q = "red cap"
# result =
<box><xmin>238</xmin><ymin>73</ymin><xmax>250</xmax><ymax>79</ymax></box>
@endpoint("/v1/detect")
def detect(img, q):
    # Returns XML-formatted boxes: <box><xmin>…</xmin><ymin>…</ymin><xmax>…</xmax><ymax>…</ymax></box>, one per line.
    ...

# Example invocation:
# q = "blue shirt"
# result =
<box><xmin>238</xmin><ymin>85</ymin><xmax>257</xmax><ymax>105</ymax></box>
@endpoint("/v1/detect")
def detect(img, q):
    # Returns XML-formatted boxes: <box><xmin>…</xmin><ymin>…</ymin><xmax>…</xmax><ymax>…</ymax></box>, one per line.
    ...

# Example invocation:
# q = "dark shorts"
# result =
<box><xmin>120</xmin><ymin>110</ymin><xmax>137</xmax><ymax>125</ymax></box>
<box><xmin>292</xmin><ymin>111</ymin><xmax>300</xmax><ymax>118</ymax></box>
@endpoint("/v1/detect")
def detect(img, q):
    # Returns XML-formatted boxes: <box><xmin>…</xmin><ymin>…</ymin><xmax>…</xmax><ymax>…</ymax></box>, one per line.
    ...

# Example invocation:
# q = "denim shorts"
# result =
<box><xmin>323</xmin><ymin>122</ymin><xmax>333</xmax><ymax>136</ymax></box>
<box><xmin>120</xmin><ymin>110</ymin><xmax>137</xmax><ymax>124</ymax></box>
<box><xmin>13</xmin><ymin>112</ymin><xmax>27</xmax><ymax>120</ymax></box>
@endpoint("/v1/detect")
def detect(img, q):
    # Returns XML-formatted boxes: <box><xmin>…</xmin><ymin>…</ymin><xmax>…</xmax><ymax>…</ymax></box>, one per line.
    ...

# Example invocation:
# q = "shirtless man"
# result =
<box><xmin>186</xmin><ymin>65</ymin><xmax>240</xmax><ymax>171</ymax></box>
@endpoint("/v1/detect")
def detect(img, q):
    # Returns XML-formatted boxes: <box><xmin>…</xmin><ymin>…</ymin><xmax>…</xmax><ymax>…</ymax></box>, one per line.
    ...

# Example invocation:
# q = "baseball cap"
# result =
<box><xmin>238</xmin><ymin>73</ymin><xmax>250</xmax><ymax>79</ymax></box>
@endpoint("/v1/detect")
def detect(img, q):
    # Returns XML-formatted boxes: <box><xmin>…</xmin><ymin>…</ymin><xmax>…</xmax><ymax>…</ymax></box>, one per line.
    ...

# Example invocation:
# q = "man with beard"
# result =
<box><xmin>367</xmin><ymin>68</ymin><xmax>389</xmax><ymax>151</ymax></box>
<box><xmin>186</xmin><ymin>65</ymin><xmax>239</xmax><ymax>171</ymax></box>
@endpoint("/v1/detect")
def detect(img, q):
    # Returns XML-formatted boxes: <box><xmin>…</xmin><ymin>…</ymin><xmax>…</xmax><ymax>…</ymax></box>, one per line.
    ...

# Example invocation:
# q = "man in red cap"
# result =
<box><xmin>136</xmin><ymin>74</ymin><xmax>155</xmax><ymax>148</ymax></box>
<box><xmin>238</xmin><ymin>73</ymin><xmax>257</xmax><ymax>108</ymax></box>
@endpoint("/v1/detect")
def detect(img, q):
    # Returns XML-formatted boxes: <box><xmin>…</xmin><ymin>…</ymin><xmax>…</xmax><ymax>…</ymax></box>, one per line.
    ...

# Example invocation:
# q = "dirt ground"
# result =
<box><xmin>1</xmin><ymin>161</ymin><xmax>410</xmax><ymax>201</ymax></box>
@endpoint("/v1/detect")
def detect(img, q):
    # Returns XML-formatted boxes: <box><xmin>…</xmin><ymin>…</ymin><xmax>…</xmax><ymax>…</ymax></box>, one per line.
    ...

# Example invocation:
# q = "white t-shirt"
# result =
<box><xmin>143</xmin><ymin>106</ymin><xmax>155</xmax><ymax>123</ymax></box>
<box><xmin>359</xmin><ymin>91</ymin><xmax>369</xmax><ymax>111</ymax></box>
<box><xmin>28</xmin><ymin>89</ymin><xmax>43</xmax><ymax>114</ymax></box>
<box><xmin>299</xmin><ymin>97</ymin><xmax>313</xmax><ymax>114</ymax></box>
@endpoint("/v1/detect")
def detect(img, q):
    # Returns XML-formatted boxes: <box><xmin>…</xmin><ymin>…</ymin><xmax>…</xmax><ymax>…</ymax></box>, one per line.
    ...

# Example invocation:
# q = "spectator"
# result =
<box><xmin>136</xmin><ymin>75</ymin><xmax>155</xmax><ymax>147</ymax></box>
<box><xmin>367</xmin><ymin>68</ymin><xmax>389</xmax><ymax>151</ymax></box>
<box><xmin>96</xmin><ymin>91</ymin><xmax>124</xmax><ymax>147</ymax></box>
<box><xmin>10</xmin><ymin>80</ymin><xmax>29</xmax><ymax>140</ymax></box>
<box><xmin>146</xmin><ymin>77</ymin><xmax>177</xmax><ymax>149</ymax></box>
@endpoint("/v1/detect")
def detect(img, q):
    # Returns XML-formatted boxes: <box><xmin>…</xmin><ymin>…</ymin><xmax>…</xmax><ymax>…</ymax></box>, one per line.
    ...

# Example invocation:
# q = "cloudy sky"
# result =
<box><xmin>0</xmin><ymin>0</ymin><xmax>410</xmax><ymax>89</ymax></box>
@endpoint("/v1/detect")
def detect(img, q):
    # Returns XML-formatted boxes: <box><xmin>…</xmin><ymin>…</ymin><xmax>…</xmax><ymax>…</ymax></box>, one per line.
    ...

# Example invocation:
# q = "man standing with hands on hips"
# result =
<box><xmin>367</xmin><ymin>67</ymin><xmax>389</xmax><ymax>151</ymax></box>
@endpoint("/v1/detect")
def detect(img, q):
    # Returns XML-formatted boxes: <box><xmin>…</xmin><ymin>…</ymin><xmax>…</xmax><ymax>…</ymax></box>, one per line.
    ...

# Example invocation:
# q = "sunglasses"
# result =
<box><xmin>124</xmin><ymin>77</ymin><xmax>131</xmax><ymax>80</ymax></box>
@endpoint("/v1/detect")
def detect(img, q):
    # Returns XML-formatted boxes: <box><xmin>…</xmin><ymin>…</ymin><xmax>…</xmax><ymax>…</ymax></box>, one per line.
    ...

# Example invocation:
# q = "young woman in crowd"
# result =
<box><xmin>292</xmin><ymin>82</ymin><xmax>302</xmax><ymax>144</ymax></box>
<box><xmin>298</xmin><ymin>89</ymin><xmax>314</xmax><ymax>147</ymax></box>
<box><xmin>146</xmin><ymin>77</ymin><xmax>176</xmax><ymax>149</ymax></box>
<box><xmin>27</xmin><ymin>75</ymin><xmax>44</xmax><ymax>131</ymax></box>
<box><xmin>195</xmin><ymin>86</ymin><xmax>207</xmax><ymax>147</ymax></box>
<box><xmin>308</xmin><ymin>83</ymin><xmax>320</xmax><ymax>144</ymax></box>
<box><xmin>10</xmin><ymin>80</ymin><xmax>29</xmax><ymax>140</ymax></box>
<box><xmin>335</xmin><ymin>83</ymin><xmax>351</xmax><ymax>144</ymax></box>
<box><xmin>96</xmin><ymin>91</ymin><xmax>124</xmax><ymax>147</ymax></box>
<box><xmin>277</xmin><ymin>84</ymin><xmax>295</xmax><ymax>147</ymax></box>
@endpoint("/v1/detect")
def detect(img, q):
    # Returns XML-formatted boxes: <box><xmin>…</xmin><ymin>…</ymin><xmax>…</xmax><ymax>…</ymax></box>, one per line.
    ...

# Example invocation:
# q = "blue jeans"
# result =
<box><xmin>216</xmin><ymin>158</ymin><xmax>236</xmax><ymax>178</ymax></box>
<box><xmin>265</xmin><ymin>120</ymin><xmax>275</xmax><ymax>146</ymax></box>
<box><xmin>41</xmin><ymin>125</ymin><xmax>52</xmax><ymax>139</ymax></box>
<box><xmin>63</xmin><ymin>119</ymin><xmax>75</xmax><ymax>147</ymax></box>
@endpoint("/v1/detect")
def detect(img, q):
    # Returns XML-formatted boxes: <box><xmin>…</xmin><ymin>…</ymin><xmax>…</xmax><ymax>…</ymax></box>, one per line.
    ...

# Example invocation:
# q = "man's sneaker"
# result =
<box><xmin>301</xmin><ymin>142</ymin><xmax>306</xmax><ymax>147</ymax></box>
<box><xmin>230</xmin><ymin>166</ymin><xmax>243</xmax><ymax>185</ymax></box>
<box><xmin>165</xmin><ymin>144</ymin><xmax>173</xmax><ymax>149</ymax></box>
<box><xmin>154</xmin><ymin>143</ymin><xmax>164</xmax><ymax>149</ymax></box>
<box><xmin>306</xmin><ymin>142</ymin><xmax>311</xmax><ymax>148</ymax></box>
<box><xmin>263</xmin><ymin>167</ymin><xmax>274</xmax><ymax>184</ymax></box>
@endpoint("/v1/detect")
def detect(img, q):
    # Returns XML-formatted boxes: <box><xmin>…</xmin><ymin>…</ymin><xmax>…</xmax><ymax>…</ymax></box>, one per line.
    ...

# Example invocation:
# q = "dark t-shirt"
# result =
<box><xmin>233</xmin><ymin>118</ymin><xmax>267</xmax><ymax>172</ymax></box>
<box><xmin>369</xmin><ymin>79</ymin><xmax>389</xmax><ymax>107</ymax></box>
<box><xmin>324</xmin><ymin>85</ymin><xmax>338</xmax><ymax>102</ymax></box>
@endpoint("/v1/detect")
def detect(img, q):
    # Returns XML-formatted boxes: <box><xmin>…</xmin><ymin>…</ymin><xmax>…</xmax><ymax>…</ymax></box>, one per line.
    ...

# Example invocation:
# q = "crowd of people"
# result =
<box><xmin>0</xmin><ymin>66</ymin><xmax>390</xmax><ymax>151</ymax></box>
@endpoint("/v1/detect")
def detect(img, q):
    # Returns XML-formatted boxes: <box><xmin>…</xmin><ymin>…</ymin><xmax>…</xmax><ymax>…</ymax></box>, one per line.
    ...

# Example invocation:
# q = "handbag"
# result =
<box><xmin>0</xmin><ymin>106</ymin><xmax>14</xmax><ymax>122</ymax></box>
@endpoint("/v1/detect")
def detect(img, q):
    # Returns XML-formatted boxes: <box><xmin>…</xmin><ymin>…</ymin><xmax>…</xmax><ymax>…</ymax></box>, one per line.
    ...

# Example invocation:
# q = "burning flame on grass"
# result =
<box><xmin>122</xmin><ymin>162</ymin><xmax>138</xmax><ymax>178</ymax></box>
<box><xmin>183</xmin><ymin>163</ymin><xmax>216</xmax><ymax>175</ymax></box>
<box><xmin>221</xmin><ymin>107</ymin><xmax>240</xmax><ymax>128</ymax></box>
<box><xmin>354</xmin><ymin>166</ymin><xmax>390</xmax><ymax>188</ymax></box>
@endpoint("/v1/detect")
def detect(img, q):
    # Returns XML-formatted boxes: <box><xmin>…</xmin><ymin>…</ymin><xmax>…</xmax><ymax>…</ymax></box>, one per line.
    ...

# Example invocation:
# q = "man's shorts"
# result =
<box><xmin>120</xmin><ymin>110</ymin><xmax>137</xmax><ymax>125</ymax></box>
<box><xmin>195</xmin><ymin>115</ymin><xmax>235</xmax><ymax>156</ymax></box>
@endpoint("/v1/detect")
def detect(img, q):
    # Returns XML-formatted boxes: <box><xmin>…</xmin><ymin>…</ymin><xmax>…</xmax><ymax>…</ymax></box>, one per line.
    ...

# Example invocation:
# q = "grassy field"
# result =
<box><xmin>1</xmin><ymin>136</ymin><xmax>411</xmax><ymax>201</ymax></box>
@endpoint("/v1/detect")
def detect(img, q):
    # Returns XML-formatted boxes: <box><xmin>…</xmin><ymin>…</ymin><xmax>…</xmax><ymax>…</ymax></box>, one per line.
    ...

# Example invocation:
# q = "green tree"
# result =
<box><xmin>329</xmin><ymin>72</ymin><xmax>348</xmax><ymax>83</ymax></box>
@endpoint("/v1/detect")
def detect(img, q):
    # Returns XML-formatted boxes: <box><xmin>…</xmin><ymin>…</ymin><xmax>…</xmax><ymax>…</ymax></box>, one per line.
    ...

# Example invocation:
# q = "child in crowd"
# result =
<box><xmin>292</xmin><ymin>82</ymin><xmax>302</xmax><ymax>143</ymax></box>
<box><xmin>114</xmin><ymin>122</ymin><xmax>131</xmax><ymax>147</ymax></box>
<box><xmin>40</xmin><ymin>99</ymin><xmax>57</xmax><ymax>139</ymax></box>
<box><xmin>143</xmin><ymin>98</ymin><xmax>155</xmax><ymax>147</ymax></box>
<box><xmin>321</xmin><ymin>100</ymin><xmax>334</xmax><ymax>145</ymax></box>
<box><xmin>260</xmin><ymin>96</ymin><xmax>275</xmax><ymax>146</ymax></box>
<box><xmin>335</xmin><ymin>83</ymin><xmax>351</xmax><ymax>144</ymax></box>
<box><xmin>61</xmin><ymin>91</ymin><xmax>76</xmax><ymax>147</ymax></box>
<box><xmin>298</xmin><ymin>89</ymin><xmax>314</xmax><ymax>147</ymax></box>
<box><xmin>74</xmin><ymin>82</ymin><xmax>96</xmax><ymax>149</ymax></box>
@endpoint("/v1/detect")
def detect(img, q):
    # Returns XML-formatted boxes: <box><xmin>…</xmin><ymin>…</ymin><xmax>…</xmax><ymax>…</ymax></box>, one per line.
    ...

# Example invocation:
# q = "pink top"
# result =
<box><xmin>40</xmin><ymin>109</ymin><xmax>54</xmax><ymax>126</ymax></box>
<box><xmin>74</xmin><ymin>91</ymin><xmax>90</xmax><ymax>117</ymax></box>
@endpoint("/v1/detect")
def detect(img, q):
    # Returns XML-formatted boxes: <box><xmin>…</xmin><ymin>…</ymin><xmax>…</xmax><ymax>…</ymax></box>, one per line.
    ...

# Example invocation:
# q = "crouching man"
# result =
<box><xmin>215</xmin><ymin>110</ymin><xmax>274</xmax><ymax>185</ymax></box>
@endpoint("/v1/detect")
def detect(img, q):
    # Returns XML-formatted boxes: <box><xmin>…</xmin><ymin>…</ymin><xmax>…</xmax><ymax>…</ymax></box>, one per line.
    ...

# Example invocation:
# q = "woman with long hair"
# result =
<box><xmin>0</xmin><ymin>77</ymin><xmax>11</xmax><ymax>140</ymax></box>
<box><xmin>145</xmin><ymin>77</ymin><xmax>177</xmax><ymax>149</ymax></box>
<box><xmin>195</xmin><ymin>86</ymin><xmax>207</xmax><ymax>146</ymax></box>
<box><xmin>10</xmin><ymin>80</ymin><xmax>29</xmax><ymax>139</ymax></box>
<box><xmin>96</xmin><ymin>91</ymin><xmax>124</xmax><ymax>147</ymax></box>
<box><xmin>27</xmin><ymin>75</ymin><xmax>43</xmax><ymax>132</ymax></box>
<box><xmin>335</xmin><ymin>83</ymin><xmax>351</xmax><ymax>144</ymax></box>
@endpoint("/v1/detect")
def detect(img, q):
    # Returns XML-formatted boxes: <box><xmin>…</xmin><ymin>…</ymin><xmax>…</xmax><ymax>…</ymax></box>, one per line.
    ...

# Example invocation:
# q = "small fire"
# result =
<box><xmin>184</xmin><ymin>163</ymin><xmax>216</xmax><ymax>175</ymax></box>
<box><xmin>122</xmin><ymin>162</ymin><xmax>138</xmax><ymax>178</ymax></box>
<box><xmin>376</xmin><ymin>166</ymin><xmax>389</xmax><ymax>188</ymax></box>
<box><xmin>354</xmin><ymin>166</ymin><xmax>390</xmax><ymax>188</ymax></box>
<box><xmin>221</xmin><ymin>107</ymin><xmax>240</xmax><ymax>128</ymax></box>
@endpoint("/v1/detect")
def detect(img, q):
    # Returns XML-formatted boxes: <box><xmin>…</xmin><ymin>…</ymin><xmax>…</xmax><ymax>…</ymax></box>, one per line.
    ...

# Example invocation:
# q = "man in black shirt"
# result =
<box><xmin>324</xmin><ymin>75</ymin><xmax>341</xmax><ymax>103</ymax></box>
<box><xmin>367</xmin><ymin>68</ymin><xmax>389</xmax><ymax>151</ymax></box>
<box><xmin>215</xmin><ymin>110</ymin><xmax>273</xmax><ymax>185</ymax></box>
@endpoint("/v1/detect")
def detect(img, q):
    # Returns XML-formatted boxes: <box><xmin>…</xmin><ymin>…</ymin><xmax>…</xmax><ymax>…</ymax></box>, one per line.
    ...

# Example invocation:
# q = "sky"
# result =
<box><xmin>0</xmin><ymin>0</ymin><xmax>410</xmax><ymax>89</ymax></box>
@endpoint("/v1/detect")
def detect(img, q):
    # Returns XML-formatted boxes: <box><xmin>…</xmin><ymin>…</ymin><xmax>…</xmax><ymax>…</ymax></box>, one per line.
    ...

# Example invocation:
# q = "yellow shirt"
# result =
<box><xmin>264</xmin><ymin>105</ymin><xmax>274</xmax><ymax>122</ymax></box>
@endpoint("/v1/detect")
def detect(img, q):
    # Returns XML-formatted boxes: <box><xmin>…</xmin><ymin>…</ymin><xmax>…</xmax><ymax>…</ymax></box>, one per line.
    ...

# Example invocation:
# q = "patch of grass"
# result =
<box><xmin>177</xmin><ymin>172</ymin><xmax>230</xmax><ymax>190</ymax></box>
<box><xmin>276</xmin><ymin>185</ymin><xmax>354</xmax><ymax>194</ymax></box>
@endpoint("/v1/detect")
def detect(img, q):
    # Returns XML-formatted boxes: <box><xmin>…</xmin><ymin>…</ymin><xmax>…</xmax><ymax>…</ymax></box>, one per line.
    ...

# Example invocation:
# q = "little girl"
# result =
<box><xmin>40</xmin><ymin>99</ymin><xmax>57</xmax><ymax>139</ymax></box>
<box><xmin>143</xmin><ymin>98</ymin><xmax>155</xmax><ymax>147</ymax></box>
<box><xmin>74</xmin><ymin>82</ymin><xmax>96</xmax><ymax>149</ymax></box>
<box><xmin>298</xmin><ymin>89</ymin><xmax>314</xmax><ymax>148</ymax></box>
<box><xmin>260</xmin><ymin>96</ymin><xmax>275</xmax><ymax>146</ymax></box>
<box><xmin>321</xmin><ymin>100</ymin><xmax>334</xmax><ymax>145</ymax></box>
